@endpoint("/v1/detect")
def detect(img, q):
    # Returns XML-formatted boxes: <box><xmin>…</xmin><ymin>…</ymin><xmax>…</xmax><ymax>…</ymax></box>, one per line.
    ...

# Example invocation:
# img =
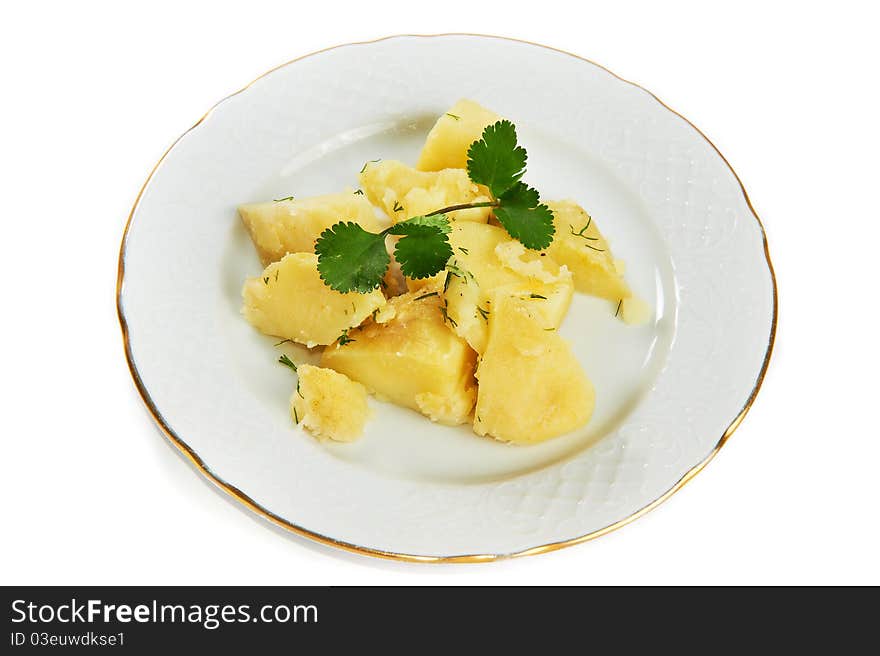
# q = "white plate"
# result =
<box><xmin>118</xmin><ymin>34</ymin><xmax>776</xmax><ymax>561</ymax></box>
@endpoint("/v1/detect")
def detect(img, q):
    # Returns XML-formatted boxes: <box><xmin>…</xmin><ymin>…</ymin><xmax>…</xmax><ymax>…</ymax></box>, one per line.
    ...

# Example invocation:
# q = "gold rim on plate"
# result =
<box><xmin>116</xmin><ymin>33</ymin><xmax>778</xmax><ymax>563</ymax></box>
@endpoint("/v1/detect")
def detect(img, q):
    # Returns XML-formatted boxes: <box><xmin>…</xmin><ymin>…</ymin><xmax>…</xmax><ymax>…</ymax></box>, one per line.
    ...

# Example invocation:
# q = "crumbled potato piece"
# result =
<box><xmin>291</xmin><ymin>365</ymin><xmax>370</xmax><ymax>442</ymax></box>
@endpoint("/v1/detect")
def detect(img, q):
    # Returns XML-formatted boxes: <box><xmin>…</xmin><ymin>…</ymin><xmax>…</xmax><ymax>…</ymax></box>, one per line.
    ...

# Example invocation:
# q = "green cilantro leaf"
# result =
<box><xmin>315</xmin><ymin>222</ymin><xmax>390</xmax><ymax>293</ymax></box>
<box><xmin>494</xmin><ymin>182</ymin><xmax>555</xmax><ymax>250</ymax></box>
<box><xmin>466</xmin><ymin>120</ymin><xmax>527</xmax><ymax>197</ymax></box>
<box><xmin>388</xmin><ymin>214</ymin><xmax>452</xmax><ymax>235</ymax></box>
<box><xmin>393</xmin><ymin>224</ymin><xmax>453</xmax><ymax>279</ymax></box>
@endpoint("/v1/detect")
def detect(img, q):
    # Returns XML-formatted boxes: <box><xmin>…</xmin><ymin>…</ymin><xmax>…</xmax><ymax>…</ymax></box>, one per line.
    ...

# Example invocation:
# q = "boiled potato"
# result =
<box><xmin>543</xmin><ymin>200</ymin><xmax>631</xmax><ymax>301</ymax></box>
<box><xmin>321</xmin><ymin>285</ymin><xmax>477</xmax><ymax>425</ymax></box>
<box><xmin>443</xmin><ymin>222</ymin><xmax>573</xmax><ymax>354</ymax></box>
<box><xmin>242</xmin><ymin>252</ymin><xmax>385</xmax><ymax>347</ymax></box>
<box><xmin>474</xmin><ymin>294</ymin><xmax>594</xmax><ymax>444</ymax></box>
<box><xmin>417</xmin><ymin>99</ymin><xmax>502</xmax><ymax>171</ymax></box>
<box><xmin>360</xmin><ymin>160</ymin><xmax>491</xmax><ymax>224</ymax></box>
<box><xmin>291</xmin><ymin>365</ymin><xmax>370</xmax><ymax>442</ymax></box>
<box><xmin>238</xmin><ymin>192</ymin><xmax>386</xmax><ymax>266</ymax></box>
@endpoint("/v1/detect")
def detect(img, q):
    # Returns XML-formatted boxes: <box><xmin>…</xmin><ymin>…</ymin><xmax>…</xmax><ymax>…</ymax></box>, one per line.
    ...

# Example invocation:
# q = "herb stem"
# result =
<box><xmin>424</xmin><ymin>201</ymin><xmax>500</xmax><ymax>217</ymax></box>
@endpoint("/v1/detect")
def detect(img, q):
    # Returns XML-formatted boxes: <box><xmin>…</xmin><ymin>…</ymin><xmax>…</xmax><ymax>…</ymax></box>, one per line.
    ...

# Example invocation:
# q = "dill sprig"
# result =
<box><xmin>278</xmin><ymin>354</ymin><xmax>297</xmax><ymax>371</ymax></box>
<box><xmin>336</xmin><ymin>328</ymin><xmax>356</xmax><ymax>346</ymax></box>
<box><xmin>439</xmin><ymin>302</ymin><xmax>457</xmax><ymax>327</ymax></box>
<box><xmin>360</xmin><ymin>159</ymin><xmax>381</xmax><ymax>173</ymax></box>
<box><xmin>569</xmin><ymin>218</ymin><xmax>605</xmax><ymax>252</ymax></box>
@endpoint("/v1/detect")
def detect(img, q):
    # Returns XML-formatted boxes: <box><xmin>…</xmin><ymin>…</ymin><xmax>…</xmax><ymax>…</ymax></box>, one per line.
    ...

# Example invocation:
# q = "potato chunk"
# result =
<box><xmin>543</xmin><ymin>200</ymin><xmax>631</xmax><ymax>300</ymax></box>
<box><xmin>291</xmin><ymin>365</ymin><xmax>370</xmax><ymax>442</ymax></box>
<box><xmin>417</xmin><ymin>99</ymin><xmax>502</xmax><ymax>172</ymax></box>
<box><xmin>474</xmin><ymin>294</ymin><xmax>595</xmax><ymax>444</ymax></box>
<box><xmin>443</xmin><ymin>222</ymin><xmax>573</xmax><ymax>354</ymax></box>
<box><xmin>238</xmin><ymin>192</ymin><xmax>386</xmax><ymax>266</ymax></box>
<box><xmin>360</xmin><ymin>160</ymin><xmax>491</xmax><ymax>224</ymax></box>
<box><xmin>321</xmin><ymin>286</ymin><xmax>477</xmax><ymax>425</ymax></box>
<box><xmin>242</xmin><ymin>252</ymin><xmax>385</xmax><ymax>347</ymax></box>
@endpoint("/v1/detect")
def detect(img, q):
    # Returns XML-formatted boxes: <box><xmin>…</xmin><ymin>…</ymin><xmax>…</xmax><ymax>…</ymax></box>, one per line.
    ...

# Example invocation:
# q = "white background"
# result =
<box><xmin>2</xmin><ymin>1</ymin><xmax>878</xmax><ymax>585</ymax></box>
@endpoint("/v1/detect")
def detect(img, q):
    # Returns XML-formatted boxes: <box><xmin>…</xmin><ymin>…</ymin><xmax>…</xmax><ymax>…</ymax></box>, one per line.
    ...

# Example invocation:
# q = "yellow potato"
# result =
<box><xmin>238</xmin><ymin>192</ymin><xmax>386</xmax><ymax>266</ymax></box>
<box><xmin>360</xmin><ymin>160</ymin><xmax>491</xmax><ymax>224</ymax></box>
<box><xmin>291</xmin><ymin>365</ymin><xmax>370</xmax><ymax>442</ymax></box>
<box><xmin>242</xmin><ymin>252</ymin><xmax>385</xmax><ymax>347</ymax></box>
<box><xmin>474</xmin><ymin>294</ymin><xmax>595</xmax><ymax>444</ymax></box>
<box><xmin>543</xmin><ymin>200</ymin><xmax>631</xmax><ymax>301</ymax></box>
<box><xmin>443</xmin><ymin>222</ymin><xmax>573</xmax><ymax>354</ymax></box>
<box><xmin>417</xmin><ymin>99</ymin><xmax>502</xmax><ymax>172</ymax></box>
<box><xmin>321</xmin><ymin>285</ymin><xmax>477</xmax><ymax>425</ymax></box>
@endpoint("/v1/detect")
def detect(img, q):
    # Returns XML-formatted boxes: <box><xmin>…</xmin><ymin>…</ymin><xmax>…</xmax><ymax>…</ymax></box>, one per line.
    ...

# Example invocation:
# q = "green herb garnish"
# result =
<box><xmin>273</xmin><ymin>195</ymin><xmax>295</xmax><ymax>202</ymax></box>
<box><xmin>529</xmin><ymin>293</ymin><xmax>547</xmax><ymax>300</ymax></box>
<box><xmin>278</xmin><ymin>354</ymin><xmax>298</xmax><ymax>371</ymax></box>
<box><xmin>439</xmin><ymin>302</ymin><xmax>457</xmax><ymax>328</ymax></box>
<box><xmin>569</xmin><ymin>218</ymin><xmax>604</xmax><ymax>251</ymax></box>
<box><xmin>415</xmin><ymin>291</ymin><xmax>439</xmax><ymax>301</ymax></box>
<box><xmin>446</xmin><ymin>113</ymin><xmax>461</xmax><ymax>120</ymax></box>
<box><xmin>336</xmin><ymin>329</ymin><xmax>356</xmax><ymax>346</ymax></box>
<box><xmin>466</xmin><ymin>120</ymin><xmax>554</xmax><ymax>250</ymax></box>
<box><xmin>277</xmin><ymin>352</ymin><xmax>305</xmax><ymax>403</ymax></box>
<box><xmin>360</xmin><ymin>159</ymin><xmax>380</xmax><ymax>173</ymax></box>
<box><xmin>315</xmin><ymin>120</ymin><xmax>554</xmax><ymax>293</ymax></box>
<box><xmin>315</xmin><ymin>215</ymin><xmax>453</xmax><ymax>293</ymax></box>
<box><xmin>615</xmin><ymin>299</ymin><xmax>623</xmax><ymax>317</ymax></box>
<box><xmin>476</xmin><ymin>306</ymin><xmax>490</xmax><ymax>322</ymax></box>
<box><xmin>354</xmin><ymin>189</ymin><xmax>364</xmax><ymax>195</ymax></box>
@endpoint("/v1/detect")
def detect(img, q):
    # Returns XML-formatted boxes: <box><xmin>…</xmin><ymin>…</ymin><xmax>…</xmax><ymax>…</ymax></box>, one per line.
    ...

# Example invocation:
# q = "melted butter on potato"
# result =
<box><xmin>619</xmin><ymin>296</ymin><xmax>651</xmax><ymax>325</ymax></box>
<box><xmin>242</xmin><ymin>252</ymin><xmax>385</xmax><ymax>347</ymax></box>
<box><xmin>474</xmin><ymin>294</ymin><xmax>595</xmax><ymax>444</ymax></box>
<box><xmin>291</xmin><ymin>365</ymin><xmax>370</xmax><ymax>442</ymax></box>
<box><xmin>417</xmin><ymin>99</ymin><xmax>502</xmax><ymax>172</ymax></box>
<box><xmin>360</xmin><ymin>160</ymin><xmax>491</xmax><ymax>224</ymax></box>
<box><xmin>238</xmin><ymin>191</ymin><xmax>386</xmax><ymax>266</ymax></box>
<box><xmin>321</xmin><ymin>285</ymin><xmax>477</xmax><ymax>425</ymax></box>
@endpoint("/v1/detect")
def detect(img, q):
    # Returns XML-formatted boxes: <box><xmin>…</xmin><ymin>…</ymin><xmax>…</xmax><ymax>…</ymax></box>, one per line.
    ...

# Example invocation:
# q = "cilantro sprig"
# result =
<box><xmin>315</xmin><ymin>214</ymin><xmax>453</xmax><ymax>293</ymax></box>
<box><xmin>315</xmin><ymin>118</ymin><xmax>554</xmax><ymax>293</ymax></box>
<box><xmin>466</xmin><ymin>120</ymin><xmax>554</xmax><ymax>250</ymax></box>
